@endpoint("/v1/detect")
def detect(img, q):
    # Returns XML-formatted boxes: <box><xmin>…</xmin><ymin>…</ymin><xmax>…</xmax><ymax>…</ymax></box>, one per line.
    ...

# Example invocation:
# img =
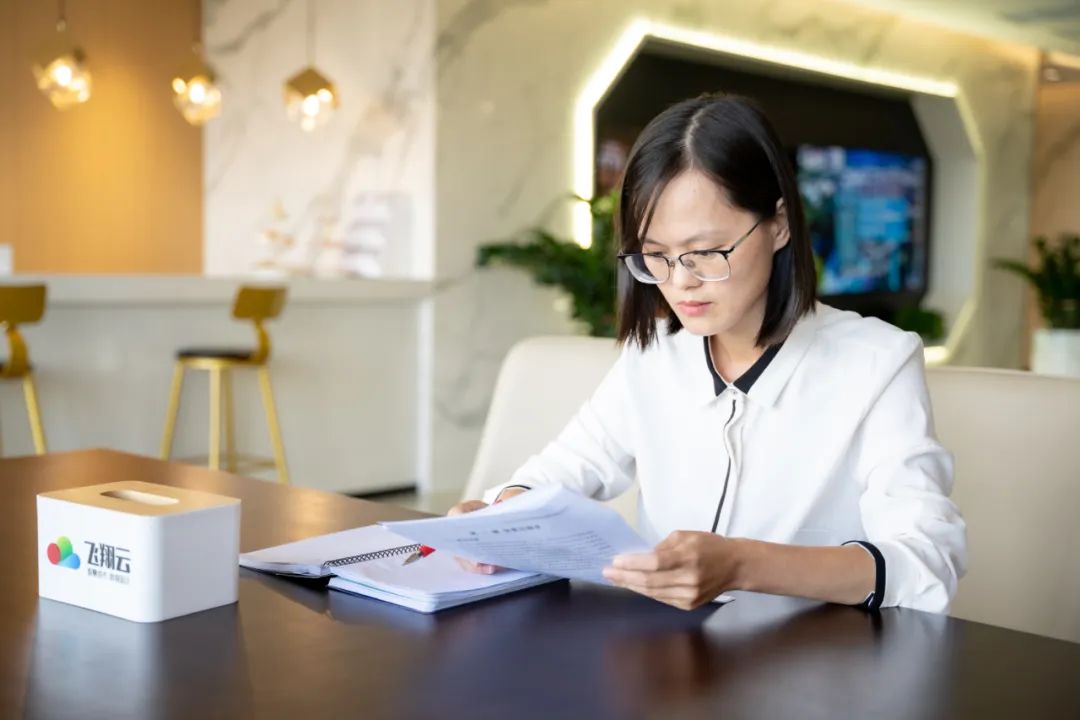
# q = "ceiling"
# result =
<box><xmin>849</xmin><ymin>0</ymin><xmax>1080</xmax><ymax>56</ymax></box>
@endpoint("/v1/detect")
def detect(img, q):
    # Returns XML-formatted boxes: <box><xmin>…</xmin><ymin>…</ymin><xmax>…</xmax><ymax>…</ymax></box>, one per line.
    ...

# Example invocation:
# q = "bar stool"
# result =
<box><xmin>0</xmin><ymin>285</ymin><xmax>48</xmax><ymax>455</ymax></box>
<box><xmin>160</xmin><ymin>286</ymin><xmax>289</xmax><ymax>483</ymax></box>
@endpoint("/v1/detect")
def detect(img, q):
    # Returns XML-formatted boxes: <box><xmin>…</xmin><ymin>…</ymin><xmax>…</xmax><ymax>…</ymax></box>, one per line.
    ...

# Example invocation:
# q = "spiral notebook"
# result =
<box><xmin>239</xmin><ymin>525</ymin><xmax>556</xmax><ymax>613</ymax></box>
<box><xmin>239</xmin><ymin>525</ymin><xmax>423</xmax><ymax>578</ymax></box>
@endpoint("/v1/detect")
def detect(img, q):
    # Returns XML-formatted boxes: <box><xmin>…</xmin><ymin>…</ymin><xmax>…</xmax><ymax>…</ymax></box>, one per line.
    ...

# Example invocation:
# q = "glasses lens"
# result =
<box><xmin>682</xmin><ymin>251</ymin><xmax>731</xmax><ymax>281</ymax></box>
<box><xmin>623</xmin><ymin>254</ymin><xmax>667</xmax><ymax>284</ymax></box>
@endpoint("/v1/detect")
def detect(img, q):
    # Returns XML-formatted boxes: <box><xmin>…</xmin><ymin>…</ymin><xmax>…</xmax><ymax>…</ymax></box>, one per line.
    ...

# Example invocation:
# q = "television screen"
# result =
<box><xmin>796</xmin><ymin>145</ymin><xmax>928</xmax><ymax>297</ymax></box>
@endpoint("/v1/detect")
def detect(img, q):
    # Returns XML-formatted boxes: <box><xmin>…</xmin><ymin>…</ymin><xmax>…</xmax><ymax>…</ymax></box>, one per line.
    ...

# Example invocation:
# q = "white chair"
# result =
<box><xmin>463</xmin><ymin>336</ymin><xmax>638</xmax><ymax>524</ymax></box>
<box><xmin>466</xmin><ymin>340</ymin><xmax>1080</xmax><ymax>642</ymax></box>
<box><xmin>926</xmin><ymin>366</ymin><xmax>1080</xmax><ymax>643</ymax></box>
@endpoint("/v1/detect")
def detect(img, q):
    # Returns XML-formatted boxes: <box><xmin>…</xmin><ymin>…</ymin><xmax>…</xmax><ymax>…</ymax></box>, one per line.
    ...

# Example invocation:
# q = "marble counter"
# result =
<box><xmin>2</xmin><ymin>274</ymin><xmax>432</xmax><ymax>495</ymax></box>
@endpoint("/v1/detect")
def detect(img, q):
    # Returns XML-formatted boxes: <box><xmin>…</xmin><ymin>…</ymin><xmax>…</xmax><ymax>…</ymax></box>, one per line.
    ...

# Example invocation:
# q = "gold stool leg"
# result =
<box><xmin>23</xmin><ymin>373</ymin><xmax>47</xmax><ymax>455</ymax></box>
<box><xmin>160</xmin><ymin>362</ymin><xmax>185</xmax><ymax>460</ymax></box>
<box><xmin>222</xmin><ymin>368</ymin><xmax>237</xmax><ymax>473</ymax></box>
<box><xmin>208</xmin><ymin>366</ymin><xmax>222</xmax><ymax>471</ymax></box>
<box><xmin>257</xmin><ymin>366</ymin><xmax>289</xmax><ymax>484</ymax></box>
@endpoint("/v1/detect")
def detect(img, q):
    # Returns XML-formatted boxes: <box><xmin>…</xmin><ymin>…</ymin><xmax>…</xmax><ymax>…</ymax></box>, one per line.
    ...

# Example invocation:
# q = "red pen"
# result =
<box><xmin>402</xmin><ymin>545</ymin><xmax>436</xmax><ymax>566</ymax></box>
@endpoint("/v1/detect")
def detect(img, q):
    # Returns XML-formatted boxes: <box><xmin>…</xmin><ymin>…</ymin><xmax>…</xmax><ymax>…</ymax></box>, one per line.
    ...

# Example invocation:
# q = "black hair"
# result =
<box><xmin>615</xmin><ymin>94</ymin><xmax>816</xmax><ymax>349</ymax></box>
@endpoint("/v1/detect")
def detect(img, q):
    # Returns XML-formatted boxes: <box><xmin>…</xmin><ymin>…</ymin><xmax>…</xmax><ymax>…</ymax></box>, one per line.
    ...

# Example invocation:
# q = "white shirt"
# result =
<box><xmin>483</xmin><ymin>302</ymin><xmax>967</xmax><ymax>613</ymax></box>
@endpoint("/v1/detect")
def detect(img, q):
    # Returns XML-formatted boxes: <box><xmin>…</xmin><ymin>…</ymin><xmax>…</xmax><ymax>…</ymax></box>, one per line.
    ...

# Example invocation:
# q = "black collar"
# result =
<box><xmin>703</xmin><ymin>337</ymin><xmax>784</xmax><ymax>396</ymax></box>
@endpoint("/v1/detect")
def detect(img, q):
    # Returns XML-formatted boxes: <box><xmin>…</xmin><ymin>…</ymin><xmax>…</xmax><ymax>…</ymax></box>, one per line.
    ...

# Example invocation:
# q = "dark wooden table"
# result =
<box><xmin>2</xmin><ymin>450</ymin><xmax>1078</xmax><ymax>720</ymax></box>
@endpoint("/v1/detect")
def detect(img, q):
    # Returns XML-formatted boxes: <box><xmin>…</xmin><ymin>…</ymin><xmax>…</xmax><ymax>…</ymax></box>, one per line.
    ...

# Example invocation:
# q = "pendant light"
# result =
<box><xmin>284</xmin><ymin>0</ymin><xmax>338</xmax><ymax>132</ymax></box>
<box><xmin>31</xmin><ymin>0</ymin><xmax>92</xmax><ymax>109</ymax></box>
<box><xmin>172</xmin><ymin>40</ymin><xmax>223</xmax><ymax>126</ymax></box>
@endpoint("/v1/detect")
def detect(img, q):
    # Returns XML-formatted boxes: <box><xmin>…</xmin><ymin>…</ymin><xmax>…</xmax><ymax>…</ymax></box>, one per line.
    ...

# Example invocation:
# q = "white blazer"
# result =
<box><xmin>483</xmin><ymin>302</ymin><xmax>967</xmax><ymax>613</ymax></box>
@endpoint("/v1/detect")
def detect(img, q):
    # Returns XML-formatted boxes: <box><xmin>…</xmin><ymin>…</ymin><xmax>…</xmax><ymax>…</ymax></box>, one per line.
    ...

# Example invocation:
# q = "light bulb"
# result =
<box><xmin>188</xmin><ymin>81</ymin><xmax>207</xmax><ymax>104</ymax></box>
<box><xmin>32</xmin><ymin>46</ymin><xmax>92</xmax><ymax>109</ymax></box>
<box><xmin>52</xmin><ymin>62</ymin><xmax>73</xmax><ymax>86</ymax></box>
<box><xmin>171</xmin><ymin>50</ymin><xmax>223</xmax><ymax>126</ymax></box>
<box><xmin>284</xmin><ymin>66</ymin><xmax>338</xmax><ymax>131</ymax></box>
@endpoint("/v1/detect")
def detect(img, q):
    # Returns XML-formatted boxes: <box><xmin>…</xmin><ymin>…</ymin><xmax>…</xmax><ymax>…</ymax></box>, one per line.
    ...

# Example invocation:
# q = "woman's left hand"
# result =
<box><xmin>602</xmin><ymin>531</ymin><xmax>742</xmax><ymax>610</ymax></box>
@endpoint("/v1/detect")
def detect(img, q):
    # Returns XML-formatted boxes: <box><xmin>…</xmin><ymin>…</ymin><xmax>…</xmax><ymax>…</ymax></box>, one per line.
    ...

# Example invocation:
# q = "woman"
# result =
<box><xmin>451</xmin><ymin>94</ymin><xmax>966</xmax><ymax>613</ymax></box>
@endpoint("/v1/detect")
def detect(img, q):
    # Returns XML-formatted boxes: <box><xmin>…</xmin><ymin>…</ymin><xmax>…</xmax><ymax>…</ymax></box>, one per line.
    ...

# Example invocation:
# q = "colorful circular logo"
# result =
<box><xmin>47</xmin><ymin>536</ymin><xmax>80</xmax><ymax>569</ymax></box>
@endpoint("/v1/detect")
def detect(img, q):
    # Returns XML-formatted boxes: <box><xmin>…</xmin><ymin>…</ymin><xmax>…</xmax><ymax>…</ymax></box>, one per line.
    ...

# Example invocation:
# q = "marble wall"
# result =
<box><xmin>203</xmin><ymin>0</ymin><xmax>435</xmax><ymax>278</ymax></box>
<box><xmin>429</xmin><ymin>0</ymin><xmax>1040</xmax><ymax>494</ymax></box>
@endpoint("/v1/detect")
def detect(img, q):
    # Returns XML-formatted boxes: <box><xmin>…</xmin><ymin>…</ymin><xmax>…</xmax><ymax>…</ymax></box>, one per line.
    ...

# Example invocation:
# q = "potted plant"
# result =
<box><xmin>892</xmin><ymin>305</ymin><xmax>946</xmax><ymax>344</ymax></box>
<box><xmin>993</xmin><ymin>233</ymin><xmax>1080</xmax><ymax>377</ymax></box>
<box><xmin>476</xmin><ymin>192</ymin><xmax>619</xmax><ymax>337</ymax></box>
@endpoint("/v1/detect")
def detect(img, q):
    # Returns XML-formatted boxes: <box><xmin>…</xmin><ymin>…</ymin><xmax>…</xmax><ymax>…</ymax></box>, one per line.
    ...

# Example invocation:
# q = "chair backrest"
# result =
<box><xmin>925</xmin><ymin>366</ymin><xmax>1080</xmax><ymax>643</ymax></box>
<box><xmin>0</xmin><ymin>285</ymin><xmax>47</xmax><ymax>377</ymax></box>
<box><xmin>0</xmin><ymin>285</ymin><xmax>46</xmax><ymax>326</ymax></box>
<box><xmin>232</xmin><ymin>286</ymin><xmax>287</xmax><ymax>321</ymax></box>
<box><xmin>464</xmin><ymin>336</ymin><xmax>638</xmax><ymax>524</ymax></box>
<box><xmin>232</xmin><ymin>286</ymin><xmax>287</xmax><ymax>364</ymax></box>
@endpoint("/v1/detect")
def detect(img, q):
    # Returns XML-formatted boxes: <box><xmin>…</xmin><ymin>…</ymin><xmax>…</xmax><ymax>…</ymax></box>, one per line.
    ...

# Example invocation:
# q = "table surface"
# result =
<box><xmin>2</xmin><ymin>450</ymin><xmax>1078</xmax><ymax>720</ymax></box>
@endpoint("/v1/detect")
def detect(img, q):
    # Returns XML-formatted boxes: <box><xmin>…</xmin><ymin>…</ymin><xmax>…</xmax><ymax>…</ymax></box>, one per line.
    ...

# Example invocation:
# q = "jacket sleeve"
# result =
<box><xmin>482</xmin><ymin>348</ymin><xmax>636</xmax><ymax>504</ymax></box>
<box><xmin>852</xmin><ymin>334</ymin><xmax>967</xmax><ymax>613</ymax></box>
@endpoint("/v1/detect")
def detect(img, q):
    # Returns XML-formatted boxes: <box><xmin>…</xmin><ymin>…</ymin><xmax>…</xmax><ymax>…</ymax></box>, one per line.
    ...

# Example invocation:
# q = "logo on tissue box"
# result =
<box><xmin>46</xmin><ymin>536</ymin><xmax>81</xmax><ymax>569</ymax></box>
<box><xmin>45</xmin><ymin>535</ymin><xmax>132</xmax><ymax>585</ymax></box>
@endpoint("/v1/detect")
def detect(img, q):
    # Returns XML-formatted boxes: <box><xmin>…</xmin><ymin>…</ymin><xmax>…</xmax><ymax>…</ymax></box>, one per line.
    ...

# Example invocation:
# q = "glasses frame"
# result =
<box><xmin>618</xmin><ymin>218</ymin><xmax>762</xmax><ymax>284</ymax></box>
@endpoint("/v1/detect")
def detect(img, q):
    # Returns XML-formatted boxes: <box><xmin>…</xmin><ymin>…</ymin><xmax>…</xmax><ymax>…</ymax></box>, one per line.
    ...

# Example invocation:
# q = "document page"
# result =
<box><xmin>382</xmin><ymin>484</ymin><xmax>652</xmax><ymax>584</ymax></box>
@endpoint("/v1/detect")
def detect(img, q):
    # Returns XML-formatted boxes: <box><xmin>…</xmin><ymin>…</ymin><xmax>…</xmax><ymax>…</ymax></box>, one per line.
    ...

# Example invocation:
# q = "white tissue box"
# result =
<box><xmin>37</xmin><ymin>480</ymin><xmax>241</xmax><ymax>623</ymax></box>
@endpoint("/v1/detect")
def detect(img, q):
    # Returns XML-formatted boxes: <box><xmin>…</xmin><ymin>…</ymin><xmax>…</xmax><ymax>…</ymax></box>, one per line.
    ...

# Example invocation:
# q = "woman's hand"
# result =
<box><xmin>604</xmin><ymin>532</ymin><xmax>877</xmax><ymax>609</ymax></box>
<box><xmin>602</xmin><ymin>531</ymin><xmax>743</xmax><ymax>610</ymax></box>
<box><xmin>446</xmin><ymin>487</ymin><xmax>530</xmax><ymax>574</ymax></box>
<box><xmin>447</xmin><ymin>499</ymin><xmax>488</xmax><ymax>516</ymax></box>
<box><xmin>446</xmin><ymin>500</ymin><xmax>499</xmax><ymax>574</ymax></box>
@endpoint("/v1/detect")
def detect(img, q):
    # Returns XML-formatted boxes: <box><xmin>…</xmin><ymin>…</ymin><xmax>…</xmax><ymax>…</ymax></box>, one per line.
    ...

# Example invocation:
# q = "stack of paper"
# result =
<box><xmin>382</xmin><ymin>484</ymin><xmax>652</xmax><ymax>584</ymax></box>
<box><xmin>329</xmin><ymin>552</ymin><xmax>555</xmax><ymax>613</ymax></box>
<box><xmin>239</xmin><ymin>525</ymin><xmax>557</xmax><ymax>613</ymax></box>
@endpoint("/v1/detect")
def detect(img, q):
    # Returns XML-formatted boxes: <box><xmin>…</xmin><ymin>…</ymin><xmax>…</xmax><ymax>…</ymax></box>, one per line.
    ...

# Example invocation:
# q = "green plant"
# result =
<box><xmin>993</xmin><ymin>233</ymin><xmax>1080</xmax><ymax>329</ymax></box>
<box><xmin>476</xmin><ymin>191</ymin><xmax>619</xmax><ymax>337</ymax></box>
<box><xmin>893</xmin><ymin>306</ymin><xmax>945</xmax><ymax>342</ymax></box>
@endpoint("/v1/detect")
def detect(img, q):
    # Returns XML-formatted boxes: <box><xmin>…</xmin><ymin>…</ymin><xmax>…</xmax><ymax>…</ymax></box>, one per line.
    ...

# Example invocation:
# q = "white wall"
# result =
<box><xmin>429</xmin><ymin>0</ymin><xmax>1040</xmax><ymax>493</ymax></box>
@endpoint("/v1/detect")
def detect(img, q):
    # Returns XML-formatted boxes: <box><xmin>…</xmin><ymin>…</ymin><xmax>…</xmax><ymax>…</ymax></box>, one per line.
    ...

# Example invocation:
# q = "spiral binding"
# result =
<box><xmin>323</xmin><ymin>544</ymin><xmax>420</xmax><ymax>568</ymax></box>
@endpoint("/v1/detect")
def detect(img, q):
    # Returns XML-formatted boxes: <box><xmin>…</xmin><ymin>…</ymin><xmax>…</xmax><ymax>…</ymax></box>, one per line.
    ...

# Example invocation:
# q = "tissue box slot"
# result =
<box><xmin>100</xmin><ymin>489</ymin><xmax>179</xmax><ymax>506</ymax></box>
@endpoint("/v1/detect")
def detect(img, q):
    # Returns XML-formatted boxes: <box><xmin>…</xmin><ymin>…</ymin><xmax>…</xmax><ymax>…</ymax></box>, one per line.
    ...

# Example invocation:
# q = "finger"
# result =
<box><xmin>611</xmin><ymin>549</ymin><xmax>680</xmax><ymax>572</ymax></box>
<box><xmin>457</xmin><ymin>557</ymin><xmax>498</xmax><ymax>574</ymax></box>
<box><xmin>448</xmin><ymin>500</ymin><xmax>488</xmax><ymax>517</ymax></box>
<box><xmin>454</xmin><ymin>556</ymin><xmax>500</xmax><ymax>574</ymax></box>
<box><xmin>603</xmin><ymin>567</ymin><xmax>696</xmax><ymax>590</ymax></box>
<box><xmin>616</xmin><ymin>583</ymin><xmax>697</xmax><ymax>609</ymax></box>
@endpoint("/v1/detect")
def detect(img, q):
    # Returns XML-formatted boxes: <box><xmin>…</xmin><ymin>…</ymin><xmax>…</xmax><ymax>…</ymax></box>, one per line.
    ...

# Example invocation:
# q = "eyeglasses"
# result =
<box><xmin>618</xmin><ymin>219</ymin><xmax>762</xmax><ymax>284</ymax></box>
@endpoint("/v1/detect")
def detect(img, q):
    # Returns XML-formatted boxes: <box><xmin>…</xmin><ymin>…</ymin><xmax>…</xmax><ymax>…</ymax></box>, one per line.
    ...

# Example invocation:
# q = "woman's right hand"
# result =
<box><xmin>447</xmin><ymin>487</ymin><xmax>530</xmax><ymax>574</ymax></box>
<box><xmin>447</xmin><ymin>499</ymin><xmax>499</xmax><ymax>574</ymax></box>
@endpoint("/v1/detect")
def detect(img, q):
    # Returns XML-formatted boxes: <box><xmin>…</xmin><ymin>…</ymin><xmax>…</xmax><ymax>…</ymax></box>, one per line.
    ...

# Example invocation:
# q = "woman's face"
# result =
<box><xmin>641</xmin><ymin>169</ymin><xmax>789</xmax><ymax>340</ymax></box>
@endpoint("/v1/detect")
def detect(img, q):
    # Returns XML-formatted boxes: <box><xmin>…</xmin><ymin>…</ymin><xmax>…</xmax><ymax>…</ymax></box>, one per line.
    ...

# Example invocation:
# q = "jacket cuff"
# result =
<box><xmin>843</xmin><ymin>540</ymin><xmax>886</xmax><ymax>611</ymax></box>
<box><xmin>480</xmin><ymin>483</ymin><xmax>532</xmax><ymax>505</ymax></box>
